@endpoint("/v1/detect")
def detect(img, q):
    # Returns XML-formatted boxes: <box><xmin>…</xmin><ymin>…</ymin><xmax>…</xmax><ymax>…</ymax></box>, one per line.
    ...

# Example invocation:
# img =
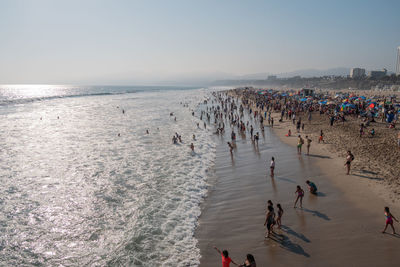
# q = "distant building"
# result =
<box><xmin>368</xmin><ymin>68</ymin><xmax>387</xmax><ymax>78</ymax></box>
<box><xmin>350</xmin><ymin>68</ymin><xmax>365</xmax><ymax>78</ymax></box>
<box><xmin>396</xmin><ymin>46</ymin><xmax>400</xmax><ymax>76</ymax></box>
<box><xmin>267</xmin><ymin>75</ymin><xmax>277</xmax><ymax>80</ymax></box>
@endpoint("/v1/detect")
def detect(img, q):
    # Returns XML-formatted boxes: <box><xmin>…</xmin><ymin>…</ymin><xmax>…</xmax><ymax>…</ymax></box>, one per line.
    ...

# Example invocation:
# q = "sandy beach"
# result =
<box><xmin>196</xmin><ymin>93</ymin><xmax>400</xmax><ymax>266</ymax></box>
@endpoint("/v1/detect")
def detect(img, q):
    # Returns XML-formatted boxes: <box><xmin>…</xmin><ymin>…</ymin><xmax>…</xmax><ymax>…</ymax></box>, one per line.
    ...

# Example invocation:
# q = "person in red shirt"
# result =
<box><xmin>213</xmin><ymin>246</ymin><xmax>239</xmax><ymax>266</ymax></box>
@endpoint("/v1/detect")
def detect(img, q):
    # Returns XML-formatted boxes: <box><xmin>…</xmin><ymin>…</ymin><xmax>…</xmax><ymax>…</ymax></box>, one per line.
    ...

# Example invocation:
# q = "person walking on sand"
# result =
<box><xmin>319</xmin><ymin>130</ymin><xmax>324</xmax><ymax>143</ymax></box>
<box><xmin>238</xmin><ymin>254</ymin><xmax>256</xmax><ymax>267</ymax></box>
<box><xmin>294</xmin><ymin>185</ymin><xmax>304</xmax><ymax>208</ymax></box>
<box><xmin>344</xmin><ymin>150</ymin><xmax>354</xmax><ymax>175</ymax></box>
<box><xmin>276</xmin><ymin>204</ymin><xmax>283</xmax><ymax>229</ymax></box>
<box><xmin>382</xmin><ymin>207</ymin><xmax>398</xmax><ymax>234</ymax></box>
<box><xmin>297</xmin><ymin>135</ymin><xmax>304</xmax><ymax>154</ymax></box>
<box><xmin>306</xmin><ymin>135</ymin><xmax>312</xmax><ymax>155</ymax></box>
<box><xmin>213</xmin><ymin>246</ymin><xmax>239</xmax><ymax>267</ymax></box>
<box><xmin>264</xmin><ymin>205</ymin><xmax>275</xmax><ymax>238</ymax></box>
<box><xmin>269</xmin><ymin>157</ymin><xmax>275</xmax><ymax>177</ymax></box>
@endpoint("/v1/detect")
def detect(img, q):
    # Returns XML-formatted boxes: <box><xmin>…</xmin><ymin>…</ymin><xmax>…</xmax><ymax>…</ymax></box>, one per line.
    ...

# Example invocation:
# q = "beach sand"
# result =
<box><xmin>196</xmin><ymin>116</ymin><xmax>400</xmax><ymax>266</ymax></box>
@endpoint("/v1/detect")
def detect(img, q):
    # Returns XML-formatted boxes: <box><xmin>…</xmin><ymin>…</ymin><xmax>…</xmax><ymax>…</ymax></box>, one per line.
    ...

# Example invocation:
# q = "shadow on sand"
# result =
<box><xmin>315</xmin><ymin>191</ymin><xmax>327</xmax><ymax>197</ymax></box>
<box><xmin>351</xmin><ymin>173</ymin><xmax>383</xmax><ymax>181</ymax></box>
<box><xmin>302</xmin><ymin>208</ymin><xmax>331</xmax><ymax>221</ymax></box>
<box><xmin>306</xmin><ymin>154</ymin><xmax>331</xmax><ymax>159</ymax></box>
<box><xmin>276</xmin><ymin>177</ymin><xmax>296</xmax><ymax>184</ymax></box>
<box><xmin>280</xmin><ymin>225</ymin><xmax>310</xmax><ymax>243</ymax></box>
<box><xmin>383</xmin><ymin>232</ymin><xmax>400</xmax><ymax>238</ymax></box>
<box><xmin>268</xmin><ymin>233</ymin><xmax>310</xmax><ymax>257</ymax></box>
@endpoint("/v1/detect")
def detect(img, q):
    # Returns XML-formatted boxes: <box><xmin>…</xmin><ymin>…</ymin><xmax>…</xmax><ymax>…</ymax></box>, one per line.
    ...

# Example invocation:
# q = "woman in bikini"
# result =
<box><xmin>294</xmin><ymin>185</ymin><xmax>304</xmax><ymax>208</ymax></box>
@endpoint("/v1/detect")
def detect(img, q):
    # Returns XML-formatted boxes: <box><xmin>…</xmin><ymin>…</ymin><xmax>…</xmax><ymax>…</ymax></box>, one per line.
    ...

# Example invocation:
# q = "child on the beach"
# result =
<box><xmin>294</xmin><ymin>185</ymin><xmax>304</xmax><ymax>208</ymax></box>
<box><xmin>382</xmin><ymin>207</ymin><xmax>398</xmax><ymax>234</ymax></box>
<box><xmin>213</xmin><ymin>246</ymin><xmax>239</xmax><ymax>267</ymax></box>
<box><xmin>297</xmin><ymin>135</ymin><xmax>304</xmax><ymax>154</ymax></box>
<box><xmin>306</xmin><ymin>180</ymin><xmax>317</xmax><ymax>194</ymax></box>
<box><xmin>270</xmin><ymin>157</ymin><xmax>275</xmax><ymax>177</ymax></box>
<box><xmin>276</xmin><ymin>204</ymin><xmax>283</xmax><ymax>229</ymax></box>
<box><xmin>319</xmin><ymin>130</ymin><xmax>324</xmax><ymax>143</ymax></box>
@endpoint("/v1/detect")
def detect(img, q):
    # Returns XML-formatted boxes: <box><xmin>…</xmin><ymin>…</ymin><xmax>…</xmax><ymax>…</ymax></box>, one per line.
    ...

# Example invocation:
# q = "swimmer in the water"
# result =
<box><xmin>227</xmin><ymin>142</ymin><xmax>233</xmax><ymax>153</ymax></box>
<box><xmin>193</xmin><ymin>134</ymin><xmax>196</xmax><ymax>140</ymax></box>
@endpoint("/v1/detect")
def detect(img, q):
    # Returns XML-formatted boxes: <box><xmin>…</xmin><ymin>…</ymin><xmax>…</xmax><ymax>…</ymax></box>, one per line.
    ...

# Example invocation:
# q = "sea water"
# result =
<box><xmin>0</xmin><ymin>85</ymin><xmax>216</xmax><ymax>266</ymax></box>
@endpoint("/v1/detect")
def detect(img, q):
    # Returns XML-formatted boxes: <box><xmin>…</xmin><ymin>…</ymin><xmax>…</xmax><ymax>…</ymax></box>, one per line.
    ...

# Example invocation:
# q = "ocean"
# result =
<box><xmin>0</xmin><ymin>85</ymin><xmax>217</xmax><ymax>266</ymax></box>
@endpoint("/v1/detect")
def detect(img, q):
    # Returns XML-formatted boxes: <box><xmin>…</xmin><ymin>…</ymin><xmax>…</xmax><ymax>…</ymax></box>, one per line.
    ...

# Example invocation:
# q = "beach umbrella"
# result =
<box><xmin>369</xmin><ymin>103</ymin><xmax>375</xmax><ymax>108</ymax></box>
<box><xmin>359</xmin><ymin>96</ymin><xmax>366</xmax><ymax>100</ymax></box>
<box><xmin>300</xmin><ymin>98</ymin><xmax>307</xmax><ymax>102</ymax></box>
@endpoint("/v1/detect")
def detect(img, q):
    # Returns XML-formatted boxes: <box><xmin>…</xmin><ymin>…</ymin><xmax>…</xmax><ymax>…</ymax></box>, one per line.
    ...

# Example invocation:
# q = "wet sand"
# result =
<box><xmin>196</xmin><ymin>123</ymin><xmax>400</xmax><ymax>266</ymax></box>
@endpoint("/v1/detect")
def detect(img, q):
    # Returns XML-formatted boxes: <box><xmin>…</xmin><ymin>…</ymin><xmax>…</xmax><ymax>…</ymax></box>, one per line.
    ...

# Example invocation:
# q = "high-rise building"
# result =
<box><xmin>350</xmin><ymin>68</ymin><xmax>365</xmax><ymax>78</ymax></box>
<box><xmin>368</xmin><ymin>68</ymin><xmax>387</xmax><ymax>79</ymax></box>
<box><xmin>396</xmin><ymin>46</ymin><xmax>400</xmax><ymax>76</ymax></box>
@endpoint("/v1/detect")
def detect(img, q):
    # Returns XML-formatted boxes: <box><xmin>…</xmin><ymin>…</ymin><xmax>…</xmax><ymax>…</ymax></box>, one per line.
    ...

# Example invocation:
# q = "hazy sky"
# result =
<box><xmin>0</xmin><ymin>0</ymin><xmax>399</xmax><ymax>84</ymax></box>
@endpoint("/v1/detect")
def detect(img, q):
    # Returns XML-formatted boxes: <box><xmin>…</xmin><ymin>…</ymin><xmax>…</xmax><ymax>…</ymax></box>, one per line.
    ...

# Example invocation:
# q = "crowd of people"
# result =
<box><xmin>199</xmin><ymin>88</ymin><xmax>399</xmax><ymax>266</ymax></box>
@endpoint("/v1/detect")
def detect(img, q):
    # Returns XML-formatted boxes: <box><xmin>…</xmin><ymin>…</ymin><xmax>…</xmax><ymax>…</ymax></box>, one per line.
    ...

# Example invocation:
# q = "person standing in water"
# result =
<box><xmin>264</xmin><ymin>205</ymin><xmax>275</xmax><ymax>238</ymax></box>
<box><xmin>294</xmin><ymin>185</ymin><xmax>304</xmax><ymax>208</ymax></box>
<box><xmin>306</xmin><ymin>136</ymin><xmax>312</xmax><ymax>155</ymax></box>
<box><xmin>227</xmin><ymin>142</ymin><xmax>234</xmax><ymax>154</ymax></box>
<box><xmin>269</xmin><ymin>157</ymin><xmax>275</xmax><ymax>177</ymax></box>
<box><xmin>190</xmin><ymin>143</ymin><xmax>194</xmax><ymax>152</ymax></box>
<box><xmin>213</xmin><ymin>247</ymin><xmax>239</xmax><ymax>267</ymax></box>
<box><xmin>382</xmin><ymin>207</ymin><xmax>398</xmax><ymax>234</ymax></box>
<box><xmin>297</xmin><ymin>135</ymin><xmax>304</xmax><ymax>154</ymax></box>
<box><xmin>276</xmin><ymin>204</ymin><xmax>283</xmax><ymax>229</ymax></box>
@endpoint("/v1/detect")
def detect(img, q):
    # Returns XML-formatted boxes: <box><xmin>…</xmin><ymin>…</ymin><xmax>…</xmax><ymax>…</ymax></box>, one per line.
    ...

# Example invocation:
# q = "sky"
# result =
<box><xmin>0</xmin><ymin>0</ymin><xmax>399</xmax><ymax>85</ymax></box>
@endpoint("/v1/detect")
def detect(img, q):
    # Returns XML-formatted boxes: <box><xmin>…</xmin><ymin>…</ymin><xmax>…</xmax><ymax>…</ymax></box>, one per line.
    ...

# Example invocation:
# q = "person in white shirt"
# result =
<box><xmin>270</xmin><ymin>157</ymin><xmax>275</xmax><ymax>177</ymax></box>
